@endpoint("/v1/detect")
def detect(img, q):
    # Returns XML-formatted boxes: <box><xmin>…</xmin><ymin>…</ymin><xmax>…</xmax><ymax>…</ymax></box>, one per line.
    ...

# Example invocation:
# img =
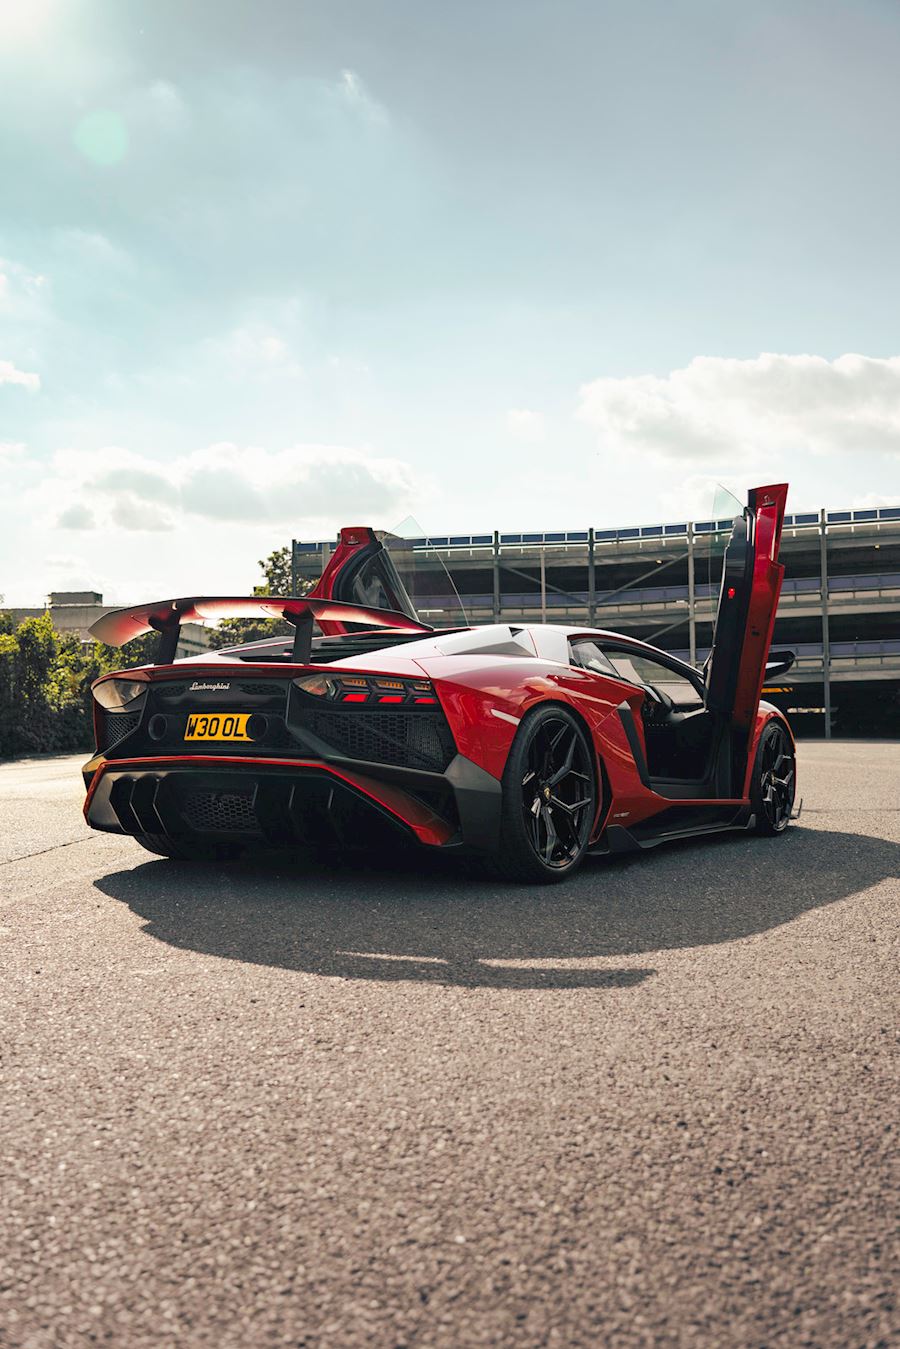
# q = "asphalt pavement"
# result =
<box><xmin>0</xmin><ymin>742</ymin><xmax>897</xmax><ymax>1348</ymax></box>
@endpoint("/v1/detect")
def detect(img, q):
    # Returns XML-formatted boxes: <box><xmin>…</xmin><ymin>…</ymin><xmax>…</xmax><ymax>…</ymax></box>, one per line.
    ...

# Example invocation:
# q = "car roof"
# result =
<box><xmin>209</xmin><ymin>619</ymin><xmax>702</xmax><ymax>680</ymax></box>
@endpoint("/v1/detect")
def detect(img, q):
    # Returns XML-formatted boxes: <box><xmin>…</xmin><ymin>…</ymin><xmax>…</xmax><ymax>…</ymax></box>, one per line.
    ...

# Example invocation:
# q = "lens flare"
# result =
<box><xmin>73</xmin><ymin>110</ymin><xmax>128</xmax><ymax>167</ymax></box>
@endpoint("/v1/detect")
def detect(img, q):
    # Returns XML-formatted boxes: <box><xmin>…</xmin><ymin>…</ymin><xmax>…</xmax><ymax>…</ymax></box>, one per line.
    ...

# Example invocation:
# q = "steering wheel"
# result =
<box><xmin>642</xmin><ymin>683</ymin><xmax>675</xmax><ymax>717</ymax></box>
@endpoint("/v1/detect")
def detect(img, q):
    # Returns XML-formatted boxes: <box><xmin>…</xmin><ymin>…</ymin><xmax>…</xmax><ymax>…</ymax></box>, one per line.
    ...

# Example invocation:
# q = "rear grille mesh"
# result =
<box><xmin>182</xmin><ymin>790</ymin><xmax>258</xmax><ymax>833</ymax></box>
<box><xmin>100</xmin><ymin>711</ymin><xmax>141</xmax><ymax>750</ymax></box>
<box><xmin>306</xmin><ymin>709</ymin><xmax>455</xmax><ymax>771</ymax></box>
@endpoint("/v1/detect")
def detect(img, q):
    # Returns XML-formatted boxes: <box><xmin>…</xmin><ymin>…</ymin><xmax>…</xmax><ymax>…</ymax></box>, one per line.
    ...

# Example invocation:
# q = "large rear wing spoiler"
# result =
<box><xmin>89</xmin><ymin>596</ymin><xmax>432</xmax><ymax>665</ymax></box>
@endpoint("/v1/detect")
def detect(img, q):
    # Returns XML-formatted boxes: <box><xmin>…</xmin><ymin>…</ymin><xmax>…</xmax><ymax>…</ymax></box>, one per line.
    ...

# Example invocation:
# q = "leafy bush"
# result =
<box><xmin>0</xmin><ymin>544</ymin><xmax>311</xmax><ymax>758</ymax></box>
<box><xmin>0</xmin><ymin>613</ymin><xmax>162</xmax><ymax>758</ymax></box>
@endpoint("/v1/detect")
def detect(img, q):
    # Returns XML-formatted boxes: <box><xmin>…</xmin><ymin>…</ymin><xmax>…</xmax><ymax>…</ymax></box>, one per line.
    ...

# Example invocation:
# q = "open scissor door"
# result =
<box><xmin>705</xmin><ymin>483</ymin><xmax>788</xmax><ymax>731</ymax></box>
<box><xmin>308</xmin><ymin>528</ymin><xmax>420</xmax><ymax>635</ymax></box>
<box><xmin>309</xmin><ymin>523</ymin><xmax>467</xmax><ymax>636</ymax></box>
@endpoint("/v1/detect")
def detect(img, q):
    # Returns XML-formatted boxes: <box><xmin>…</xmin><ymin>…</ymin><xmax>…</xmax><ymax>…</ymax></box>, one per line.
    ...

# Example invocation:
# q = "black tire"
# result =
<box><xmin>750</xmin><ymin>721</ymin><xmax>796</xmax><ymax>836</ymax></box>
<box><xmin>132</xmin><ymin>833</ymin><xmax>243</xmax><ymax>861</ymax></box>
<box><xmin>491</xmin><ymin>705</ymin><xmax>597</xmax><ymax>883</ymax></box>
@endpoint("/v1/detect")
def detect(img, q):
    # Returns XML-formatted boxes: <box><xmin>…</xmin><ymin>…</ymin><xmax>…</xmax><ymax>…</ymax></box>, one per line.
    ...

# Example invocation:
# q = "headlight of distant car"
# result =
<box><xmin>92</xmin><ymin>677</ymin><xmax>149</xmax><ymax>711</ymax></box>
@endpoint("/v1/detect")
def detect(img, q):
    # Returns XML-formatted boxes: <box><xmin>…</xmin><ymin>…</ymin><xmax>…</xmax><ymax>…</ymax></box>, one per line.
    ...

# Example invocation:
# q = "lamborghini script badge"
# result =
<box><xmin>188</xmin><ymin>681</ymin><xmax>231</xmax><ymax>692</ymax></box>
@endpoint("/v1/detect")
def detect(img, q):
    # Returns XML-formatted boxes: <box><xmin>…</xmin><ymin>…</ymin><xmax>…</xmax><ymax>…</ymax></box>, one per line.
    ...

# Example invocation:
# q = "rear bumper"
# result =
<box><xmin>83</xmin><ymin>752</ymin><xmax>502</xmax><ymax>853</ymax></box>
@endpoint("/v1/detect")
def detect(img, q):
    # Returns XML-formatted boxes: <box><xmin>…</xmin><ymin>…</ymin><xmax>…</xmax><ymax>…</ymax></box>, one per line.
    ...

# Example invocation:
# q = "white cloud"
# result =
<box><xmin>57</xmin><ymin>503</ymin><xmax>96</xmax><ymax>530</ymax></box>
<box><xmin>0</xmin><ymin>441</ymin><xmax>26</xmax><ymax>459</ymax></box>
<box><xmin>39</xmin><ymin>441</ymin><xmax>422</xmax><ymax>535</ymax></box>
<box><xmin>506</xmin><ymin>408</ymin><xmax>546</xmax><ymax>442</ymax></box>
<box><xmin>180</xmin><ymin>466</ymin><xmax>270</xmax><ymax>521</ymax></box>
<box><xmin>53</xmin><ymin>229</ymin><xmax>133</xmax><ymax>273</ymax></box>
<box><xmin>110</xmin><ymin>496</ymin><xmax>174</xmax><ymax>532</ymax></box>
<box><xmin>0</xmin><ymin>359</ymin><xmax>40</xmax><ymax>391</ymax></box>
<box><xmin>659</xmin><ymin>470</ymin><xmax>780</xmax><ymax>523</ymax></box>
<box><xmin>92</xmin><ymin>467</ymin><xmax>180</xmax><ymax>505</ymax></box>
<box><xmin>0</xmin><ymin>256</ymin><xmax>47</xmax><ymax>307</ymax></box>
<box><xmin>577</xmin><ymin>353</ymin><xmax>900</xmax><ymax>461</ymax></box>
<box><xmin>204</xmin><ymin>325</ymin><xmax>304</xmax><ymax>380</ymax></box>
<box><xmin>850</xmin><ymin>491</ymin><xmax>900</xmax><ymax>509</ymax></box>
<box><xmin>142</xmin><ymin>79</ymin><xmax>188</xmax><ymax>129</ymax></box>
<box><xmin>339</xmin><ymin>69</ymin><xmax>388</xmax><ymax>125</ymax></box>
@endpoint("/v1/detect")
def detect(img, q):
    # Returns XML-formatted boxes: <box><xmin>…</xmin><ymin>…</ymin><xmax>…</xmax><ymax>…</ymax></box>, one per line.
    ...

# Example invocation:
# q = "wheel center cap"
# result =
<box><xmin>543</xmin><ymin>786</ymin><xmax>552</xmax><ymax>801</ymax></box>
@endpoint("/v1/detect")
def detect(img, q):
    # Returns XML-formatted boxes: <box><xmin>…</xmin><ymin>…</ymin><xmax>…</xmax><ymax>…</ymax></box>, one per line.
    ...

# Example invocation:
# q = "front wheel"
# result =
<box><xmin>491</xmin><ymin>705</ymin><xmax>597</xmax><ymax>883</ymax></box>
<box><xmin>750</xmin><ymin>722</ymin><xmax>796</xmax><ymax>835</ymax></box>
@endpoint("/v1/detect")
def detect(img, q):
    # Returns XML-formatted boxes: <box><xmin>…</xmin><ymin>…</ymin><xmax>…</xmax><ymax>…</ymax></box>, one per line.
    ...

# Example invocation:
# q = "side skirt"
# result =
<box><xmin>591</xmin><ymin>806</ymin><xmax>755</xmax><ymax>855</ymax></box>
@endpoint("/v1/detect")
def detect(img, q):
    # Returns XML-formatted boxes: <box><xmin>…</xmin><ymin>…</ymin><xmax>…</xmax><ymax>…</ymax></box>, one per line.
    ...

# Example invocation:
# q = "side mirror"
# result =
<box><xmin>765</xmin><ymin>650</ymin><xmax>796</xmax><ymax>679</ymax></box>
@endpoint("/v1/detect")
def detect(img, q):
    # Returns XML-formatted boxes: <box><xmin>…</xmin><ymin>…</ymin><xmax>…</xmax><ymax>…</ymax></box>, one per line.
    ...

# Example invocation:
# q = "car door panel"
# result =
<box><xmin>705</xmin><ymin>483</ymin><xmax>788</xmax><ymax>731</ymax></box>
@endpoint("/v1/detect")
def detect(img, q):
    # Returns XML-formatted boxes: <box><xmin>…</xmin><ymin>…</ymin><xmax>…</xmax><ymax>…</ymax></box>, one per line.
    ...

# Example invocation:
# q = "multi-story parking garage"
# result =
<box><xmin>292</xmin><ymin>505</ymin><xmax>900</xmax><ymax>737</ymax></box>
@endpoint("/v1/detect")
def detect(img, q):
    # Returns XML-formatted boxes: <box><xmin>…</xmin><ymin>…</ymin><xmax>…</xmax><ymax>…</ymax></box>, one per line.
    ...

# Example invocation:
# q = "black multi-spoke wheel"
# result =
<box><xmin>492</xmin><ymin>706</ymin><xmax>597</xmax><ymax>882</ymax></box>
<box><xmin>751</xmin><ymin>721</ymin><xmax>796</xmax><ymax>835</ymax></box>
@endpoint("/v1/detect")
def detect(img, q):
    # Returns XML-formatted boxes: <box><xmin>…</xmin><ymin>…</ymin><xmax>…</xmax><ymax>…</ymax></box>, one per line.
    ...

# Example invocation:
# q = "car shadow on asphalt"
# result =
<box><xmin>93</xmin><ymin>823</ymin><xmax>900</xmax><ymax>990</ymax></box>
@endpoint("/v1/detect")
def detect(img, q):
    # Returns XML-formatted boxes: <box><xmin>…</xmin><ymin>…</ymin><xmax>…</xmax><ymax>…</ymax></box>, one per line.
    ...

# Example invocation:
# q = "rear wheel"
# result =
<box><xmin>492</xmin><ymin>706</ymin><xmax>597</xmax><ymax>882</ymax></box>
<box><xmin>750</xmin><ymin>722</ymin><xmax>796</xmax><ymax>835</ymax></box>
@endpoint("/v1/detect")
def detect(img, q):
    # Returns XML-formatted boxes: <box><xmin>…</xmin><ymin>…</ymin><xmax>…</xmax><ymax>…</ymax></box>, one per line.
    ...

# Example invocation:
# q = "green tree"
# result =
<box><xmin>208</xmin><ymin>545</ymin><xmax>313</xmax><ymax>650</ymax></box>
<box><xmin>94</xmin><ymin>632</ymin><xmax>164</xmax><ymax>671</ymax></box>
<box><xmin>14</xmin><ymin>613</ymin><xmax>57</xmax><ymax>753</ymax></box>
<box><xmin>0</xmin><ymin>547</ymin><xmax>327</xmax><ymax>761</ymax></box>
<box><xmin>0</xmin><ymin>626</ymin><xmax>19</xmax><ymax>757</ymax></box>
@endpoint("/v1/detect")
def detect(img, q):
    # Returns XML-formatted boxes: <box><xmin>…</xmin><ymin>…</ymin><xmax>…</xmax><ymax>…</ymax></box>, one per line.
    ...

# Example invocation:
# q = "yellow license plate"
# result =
<box><xmin>184</xmin><ymin>712</ymin><xmax>252</xmax><ymax>742</ymax></box>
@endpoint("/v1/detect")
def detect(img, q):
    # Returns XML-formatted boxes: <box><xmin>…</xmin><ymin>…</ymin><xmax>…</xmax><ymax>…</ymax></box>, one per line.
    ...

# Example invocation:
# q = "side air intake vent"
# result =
<box><xmin>99</xmin><ymin>710</ymin><xmax>141</xmax><ymax>750</ymax></box>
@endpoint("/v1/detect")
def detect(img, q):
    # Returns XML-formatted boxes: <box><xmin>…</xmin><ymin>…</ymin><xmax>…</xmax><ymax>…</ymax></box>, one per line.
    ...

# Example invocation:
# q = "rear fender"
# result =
<box><xmin>429</xmin><ymin>664</ymin><xmax>613</xmax><ymax>775</ymax></box>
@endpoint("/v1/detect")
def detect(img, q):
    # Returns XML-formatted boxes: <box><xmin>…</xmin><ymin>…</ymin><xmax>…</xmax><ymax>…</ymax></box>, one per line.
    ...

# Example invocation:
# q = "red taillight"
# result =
<box><xmin>293</xmin><ymin>674</ymin><xmax>438</xmax><ymax>707</ymax></box>
<box><xmin>727</xmin><ymin>586</ymin><xmax>736</xmax><ymax>599</ymax></box>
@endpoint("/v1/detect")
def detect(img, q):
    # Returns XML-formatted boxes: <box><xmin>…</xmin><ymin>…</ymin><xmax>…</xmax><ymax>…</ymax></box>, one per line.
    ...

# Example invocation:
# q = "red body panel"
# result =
<box><xmin>308</xmin><ymin>527</ymin><xmax>379</xmax><ymax>636</ymax></box>
<box><xmin>732</xmin><ymin>484</ymin><xmax>788</xmax><ymax>731</ymax></box>
<box><xmin>85</xmin><ymin>484</ymin><xmax>794</xmax><ymax>857</ymax></box>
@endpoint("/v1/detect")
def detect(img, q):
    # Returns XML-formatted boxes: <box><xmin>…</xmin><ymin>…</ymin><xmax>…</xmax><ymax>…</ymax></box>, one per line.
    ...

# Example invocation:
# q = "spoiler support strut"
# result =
<box><xmin>291</xmin><ymin>612</ymin><xmax>313</xmax><ymax>663</ymax></box>
<box><xmin>148</xmin><ymin>614</ymin><xmax>181</xmax><ymax>665</ymax></box>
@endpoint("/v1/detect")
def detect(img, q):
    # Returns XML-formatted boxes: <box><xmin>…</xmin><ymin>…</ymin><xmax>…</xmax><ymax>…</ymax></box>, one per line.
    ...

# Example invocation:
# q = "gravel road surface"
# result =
<box><xmin>1</xmin><ymin>742</ymin><xmax>897</xmax><ymax>1347</ymax></box>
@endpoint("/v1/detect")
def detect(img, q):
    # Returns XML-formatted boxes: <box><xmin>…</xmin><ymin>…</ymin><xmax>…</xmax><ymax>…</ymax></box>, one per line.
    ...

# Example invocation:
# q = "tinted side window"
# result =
<box><xmin>602</xmin><ymin>649</ymin><xmax>703</xmax><ymax>708</ymax></box>
<box><xmin>569</xmin><ymin>640</ymin><xmax>618</xmax><ymax>676</ymax></box>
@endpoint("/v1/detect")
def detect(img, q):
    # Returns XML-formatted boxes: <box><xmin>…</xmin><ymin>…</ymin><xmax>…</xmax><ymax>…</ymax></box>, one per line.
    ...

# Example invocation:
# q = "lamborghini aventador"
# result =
<box><xmin>83</xmin><ymin>485</ymin><xmax>797</xmax><ymax>882</ymax></box>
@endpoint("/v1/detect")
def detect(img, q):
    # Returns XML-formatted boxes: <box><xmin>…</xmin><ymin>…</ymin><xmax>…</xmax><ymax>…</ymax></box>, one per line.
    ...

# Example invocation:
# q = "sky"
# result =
<box><xmin>2</xmin><ymin>0</ymin><xmax>900</xmax><ymax>605</ymax></box>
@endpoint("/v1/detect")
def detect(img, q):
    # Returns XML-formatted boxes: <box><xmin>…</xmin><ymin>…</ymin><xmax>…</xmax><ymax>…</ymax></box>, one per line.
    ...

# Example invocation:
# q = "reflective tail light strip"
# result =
<box><xmin>294</xmin><ymin>673</ymin><xmax>438</xmax><ymax>706</ymax></box>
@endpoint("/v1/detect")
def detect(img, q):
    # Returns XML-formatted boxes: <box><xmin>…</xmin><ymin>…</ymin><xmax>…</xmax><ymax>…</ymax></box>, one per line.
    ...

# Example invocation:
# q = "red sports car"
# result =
<box><xmin>83</xmin><ymin>483</ymin><xmax>797</xmax><ymax>882</ymax></box>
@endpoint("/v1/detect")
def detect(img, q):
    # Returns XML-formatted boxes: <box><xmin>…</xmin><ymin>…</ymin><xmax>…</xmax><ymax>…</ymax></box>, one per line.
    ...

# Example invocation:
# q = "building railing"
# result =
<box><xmin>669</xmin><ymin>639</ymin><xmax>900</xmax><ymax>665</ymax></box>
<box><xmin>393</xmin><ymin>571</ymin><xmax>900</xmax><ymax>615</ymax></box>
<box><xmin>292</xmin><ymin>504</ymin><xmax>900</xmax><ymax>555</ymax></box>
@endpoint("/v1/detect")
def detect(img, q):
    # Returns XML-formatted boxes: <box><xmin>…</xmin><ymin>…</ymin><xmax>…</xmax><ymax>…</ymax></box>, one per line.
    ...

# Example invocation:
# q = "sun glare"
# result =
<box><xmin>0</xmin><ymin>0</ymin><xmax>57</xmax><ymax>42</ymax></box>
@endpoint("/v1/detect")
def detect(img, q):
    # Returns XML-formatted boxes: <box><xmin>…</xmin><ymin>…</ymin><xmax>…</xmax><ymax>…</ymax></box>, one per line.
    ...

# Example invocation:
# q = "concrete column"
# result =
<box><xmin>587</xmin><ymin>529</ymin><xmax>596</xmax><ymax>626</ymax></box>
<box><xmin>492</xmin><ymin>531</ymin><xmax>501</xmax><ymax>622</ymax></box>
<box><xmin>540</xmin><ymin>548</ymin><xmax>547</xmax><ymax>623</ymax></box>
<box><xmin>687</xmin><ymin>524</ymin><xmax>697</xmax><ymax>665</ymax></box>
<box><xmin>820</xmin><ymin>509</ymin><xmax>832</xmax><ymax>738</ymax></box>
